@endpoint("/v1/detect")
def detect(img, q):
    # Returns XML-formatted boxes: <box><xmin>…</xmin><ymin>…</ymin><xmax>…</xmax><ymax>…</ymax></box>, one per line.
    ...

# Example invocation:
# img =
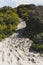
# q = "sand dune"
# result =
<box><xmin>0</xmin><ymin>20</ymin><xmax>43</xmax><ymax>65</ymax></box>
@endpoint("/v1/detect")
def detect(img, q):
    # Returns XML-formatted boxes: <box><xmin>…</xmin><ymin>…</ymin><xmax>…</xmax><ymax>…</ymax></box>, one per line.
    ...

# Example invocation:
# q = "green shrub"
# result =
<box><xmin>0</xmin><ymin>6</ymin><xmax>20</xmax><ymax>40</ymax></box>
<box><xmin>31</xmin><ymin>42</ymin><xmax>43</xmax><ymax>52</ymax></box>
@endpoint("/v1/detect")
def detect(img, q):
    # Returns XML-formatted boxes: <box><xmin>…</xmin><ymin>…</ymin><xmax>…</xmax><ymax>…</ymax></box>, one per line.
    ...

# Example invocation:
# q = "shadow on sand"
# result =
<box><xmin>15</xmin><ymin>28</ymin><xmax>26</xmax><ymax>38</ymax></box>
<box><xmin>15</xmin><ymin>28</ymin><xmax>39</xmax><ymax>53</ymax></box>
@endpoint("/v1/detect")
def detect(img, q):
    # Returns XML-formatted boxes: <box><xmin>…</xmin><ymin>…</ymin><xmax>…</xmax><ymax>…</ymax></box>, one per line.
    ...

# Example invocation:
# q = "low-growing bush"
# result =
<box><xmin>31</xmin><ymin>42</ymin><xmax>43</xmax><ymax>52</ymax></box>
<box><xmin>0</xmin><ymin>6</ymin><xmax>20</xmax><ymax>40</ymax></box>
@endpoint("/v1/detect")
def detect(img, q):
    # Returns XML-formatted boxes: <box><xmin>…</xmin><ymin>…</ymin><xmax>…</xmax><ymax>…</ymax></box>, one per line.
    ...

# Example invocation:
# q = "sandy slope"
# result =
<box><xmin>0</xmin><ymin>20</ymin><xmax>43</xmax><ymax>65</ymax></box>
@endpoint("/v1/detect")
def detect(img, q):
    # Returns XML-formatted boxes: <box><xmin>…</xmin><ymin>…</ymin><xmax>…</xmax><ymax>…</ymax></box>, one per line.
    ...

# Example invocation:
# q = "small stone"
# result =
<box><xmin>10</xmin><ymin>49</ymin><xmax>12</xmax><ymax>52</ymax></box>
<box><xmin>8</xmin><ymin>53</ymin><xmax>10</xmax><ymax>56</ymax></box>
<box><xmin>32</xmin><ymin>55</ymin><xmax>35</xmax><ymax>57</ymax></box>
<box><xmin>27</xmin><ymin>41</ymin><xmax>29</xmax><ymax>43</ymax></box>
<box><xmin>28</xmin><ymin>58</ymin><xmax>30</xmax><ymax>61</ymax></box>
<box><xmin>17</xmin><ymin>57</ymin><xmax>19</xmax><ymax>61</ymax></box>
<box><xmin>18</xmin><ymin>45</ymin><xmax>20</xmax><ymax>47</ymax></box>
<box><xmin>15</xmin><ymin>46</ymin><xmax>17</xmax><ymax>48</ymax></box>
<box><xmin>15</xmin><ymin>50</ymin><xmax>17</xmax><ymax>52</ymax></box>
<box><xmin>31</xmin><ymin>58</ymin><xmax>35</xmax><ymax>63</ymax></box>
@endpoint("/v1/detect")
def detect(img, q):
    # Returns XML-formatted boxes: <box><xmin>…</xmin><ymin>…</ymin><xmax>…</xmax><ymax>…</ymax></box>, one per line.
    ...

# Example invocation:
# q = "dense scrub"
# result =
<box><xmin>31</xmin><ymin>42</ymin><xmax>43</xmax><ymax>52</ymax></box>
<box><xmin>0</xmin><ymin>4</ymin><xmax>43</xmax><ymax>52</ymax></box>
<box><xmin>0</xmin><ymin>6</ymin><xmax>20</xmax><ymax>40</ymax></box>
<box><xmin>17</xmin><ymin>4</ymin><xmax>43</xmax><ymax>52</ymax></box>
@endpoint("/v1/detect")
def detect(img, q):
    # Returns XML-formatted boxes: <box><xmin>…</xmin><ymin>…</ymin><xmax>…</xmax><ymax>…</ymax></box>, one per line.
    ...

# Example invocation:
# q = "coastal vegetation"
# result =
<box><xmin>0</xmin><ymin>4</ymin><xmax>43</xmax><ymax>52</ymax></box>
<box><xmin>17</xmin><ymin>4</ymin><xmax>43</xmax><ymax>52</ymax></box>
<box><xmin>0</xmin><ymin>6</ymin><xmax>20</xmax><ymax>40</ymax></box>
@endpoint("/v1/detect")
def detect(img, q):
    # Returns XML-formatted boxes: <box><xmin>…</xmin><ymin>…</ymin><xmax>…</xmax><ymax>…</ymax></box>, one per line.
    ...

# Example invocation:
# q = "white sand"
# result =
<box><xmin>0</xmin><ymin>20</ymin><xmax>43</xmax><ymax>65</ymax></box>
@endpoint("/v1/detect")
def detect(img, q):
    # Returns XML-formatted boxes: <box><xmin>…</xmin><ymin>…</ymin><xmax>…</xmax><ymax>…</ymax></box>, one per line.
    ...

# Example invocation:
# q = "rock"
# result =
<box><xmin>31</xmin><ymin>58</ymin><xmax>35</xmax><ymax>63</ymax></box>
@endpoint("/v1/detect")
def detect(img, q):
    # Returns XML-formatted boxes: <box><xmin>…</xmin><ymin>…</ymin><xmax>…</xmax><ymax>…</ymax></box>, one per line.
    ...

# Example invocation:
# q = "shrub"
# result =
<box><xmin>0</xmin><ymin>6</ymin><xmax>20</xmax><ymax>40</ymax></box>
<box><xmin>31</xmin><ymin>42</ymin><xmax>43</xmax><ymax>52</ymax></box>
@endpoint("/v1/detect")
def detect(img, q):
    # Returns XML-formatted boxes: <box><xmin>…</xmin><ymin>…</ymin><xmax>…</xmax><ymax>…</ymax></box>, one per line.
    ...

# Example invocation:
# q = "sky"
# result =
<box><xmin>0</xmin><ymin>0</ymin><xmax>43</xmax><ymax>8</ymax></box>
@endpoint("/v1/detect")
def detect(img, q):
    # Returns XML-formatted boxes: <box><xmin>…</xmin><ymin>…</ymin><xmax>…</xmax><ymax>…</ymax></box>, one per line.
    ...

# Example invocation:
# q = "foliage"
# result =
<box><xmin>17</xmin><ymin>4</ymin><xmax>43</xmax><ymax>52</ymax></box>
<box><xmin>0</xmin><ymin>4</ymin><xmax>43</xmax><ymax>52</ymax></box>
<box><xmin>0</xmin><ymin>6</ymin><xmax>19</xmax><ymax>40</ymax></box>
<box><xmin>31</xmin><ymin>42</ymin><xmax>43</xmax><ymax>52</ymax></box>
